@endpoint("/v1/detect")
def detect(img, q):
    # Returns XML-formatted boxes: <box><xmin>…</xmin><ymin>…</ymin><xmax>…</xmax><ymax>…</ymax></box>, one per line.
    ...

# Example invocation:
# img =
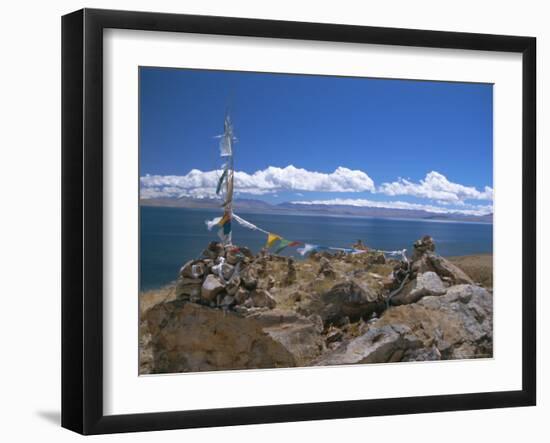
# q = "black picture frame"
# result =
<box><xmin>62</xmin><ymin>8</ymin><xmax>536</xmax><ymax>435</ymax></box>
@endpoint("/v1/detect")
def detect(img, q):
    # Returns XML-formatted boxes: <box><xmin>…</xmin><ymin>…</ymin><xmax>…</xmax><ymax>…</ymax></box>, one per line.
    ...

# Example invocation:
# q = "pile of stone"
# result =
<box><xmin>175</xmin><ymin>241</ymin><xmax>277</xmax><ymax>311</ymax></box>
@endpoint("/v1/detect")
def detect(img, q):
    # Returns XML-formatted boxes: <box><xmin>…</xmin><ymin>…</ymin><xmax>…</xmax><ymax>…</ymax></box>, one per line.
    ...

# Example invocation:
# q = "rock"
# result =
<box><xmin>325</xmin><ymin>327</ymin><xmax>343</xmax><ymax>344</ymax></box>
<box><xmin>409</xmin><ymin>236</ymin><xmax>473</xmax><ymax>285</ymax></box>
<box><xmin>370</xmin><ymin>252</ymin><xmax>386</xmax><ymax>265</ymax></box>
<box><xmin>318</xmin><ymin>257</ymin><xmax>336</xmax><ymax>279</ymax></box>
<box><xmin>403</xmin><ymin>345</ymin><xmax>442</xmax><ymax>362</ymax></box>
<box><xmin>266</xmin><ymin>275</ymin><xmax>276</xmax><ymax>290</ymax></box>
<box><xmin>233</xmin><ymin>305</ymin><xmax>249</xmax><ymax>315</ymax></box>
<box><xmin>225</xmin><ymin>250</ymin><xmax>239</xmax><ymax>265</ymax></box>
<box><xmin>201</xmin><ymin>274</ymin><xmax>225</xmax><ymax>301</ymax></box>
<box><xmin>208</xmin><ymin>241</ymin><xmax>223</xmax><ymax>253</ymax></box>
<box><xmin>284</xmin><ymin>257</ymin><xmax>297</xmax><ymax>286</ymax></box>
<box><xmin>238</xmin><ymin>246</ymin><xmax>254</xmax><ymax>258</ymax></box>
<box><xmin>426</xmin><ymin>253</ymin><xmax>474</xmax><ymax>285</ymax></box>
<box><xmin>241</xmin><ymin>267</ymin><xmax>258</xmax><ymax>290</ymax></box>
<box><xmin>246</xmin><ymin>309</ymin><xmax>325</xmax><ymax>365</ymax></box>
<box><xmin>175</xmin><ymin>277</ymin><xmax>202</xmax><ymax>299</ymax></box>
<box><xmin>314</xmin><ymin>279</ymin><xmax>384</xmax><ymax>324</ymax></box>
<box><xmin>220</xmin><ymin>295</ymin><xmax>235</xmax><ymax>309</ymax></box>
<box><xmin>412</xmin><ymin>235</ymin><xmax>435</xmax><ymax>260</ymax></box>
<box><xmin>390</xmin><ymin>271</ymin><xmax>446</xmax><ymax>306</ymax></box>
<box><xmin>291</xmin><ymin>290</ymin><xmax>307</xmax><ymax>302</ymax></box>
<box><xmin>382</xmin><ymin>275</ymin><xmax>395</xmax><ymax>290</ymax></box>
<box><xmin>242</xmin><ymin>277</ymin><xmax>258</xmax><ymax>291</ymax></box>
<box><xmin>314</xmin><ymin>324</ymin><xmax>422</xmax><ymax>365</ymax></box>
<box><xmin>202</xmin><ymin>241</ymin><xmax>224</xmax><ymax>259</ymax></box>
<box><xmin>141</xmin><ymin>301</ymin><xmax>296</xmax><ymax>373</ymax></box>
<box><xmin>377</xmin><ymin>284</ymin><xmax>493</xmax><ymax>359</ymax></box>
<box><xmin>234</xmin><ymin>287</ymin><xmax>249</xmax><ymax>305</ymax></box>
<box><xmin>249</xmin><ymin>289</ymin><xmax>277</xmax><ymax>309</ymax></box>
<box><xmin>225</xmin><ymin>276</ymin><xmax>241</xmax><ymax>296</ymax></box>
<box><xmin>179</xmin><ymin>260</ymin><xmax>206</xmax><ymax>279</ymax></box>
<box><xmin>139</xmin><ymin>328</ymin><xmax>154</xmax><ymax>374</ymax></box>
<box><xmin>221</xmin><ymin>262</ymin><xmax>235</xmax><ymax>281</ymax></box>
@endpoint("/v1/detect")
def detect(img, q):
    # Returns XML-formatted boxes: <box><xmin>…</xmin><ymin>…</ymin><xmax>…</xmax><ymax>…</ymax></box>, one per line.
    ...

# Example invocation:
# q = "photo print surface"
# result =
<box><xmin>138</xmin><ymin>67</ymin><xmax>493</xmax><ymax>375</ymax></box>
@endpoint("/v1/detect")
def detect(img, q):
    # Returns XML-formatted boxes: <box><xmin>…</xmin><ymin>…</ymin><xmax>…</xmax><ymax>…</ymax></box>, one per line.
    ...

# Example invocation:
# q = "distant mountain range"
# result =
<box><xmin>140</xmin><ymin>197</ymin><xmax>493</xmax><ymax>223</ymax></box>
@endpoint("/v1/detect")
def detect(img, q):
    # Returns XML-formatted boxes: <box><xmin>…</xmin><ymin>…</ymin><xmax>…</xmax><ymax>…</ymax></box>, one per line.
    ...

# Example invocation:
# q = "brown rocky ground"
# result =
<box><xmin>139</xmin><ymin>237</ymin><xmax>493</xmax><ymax>374</ymax></box>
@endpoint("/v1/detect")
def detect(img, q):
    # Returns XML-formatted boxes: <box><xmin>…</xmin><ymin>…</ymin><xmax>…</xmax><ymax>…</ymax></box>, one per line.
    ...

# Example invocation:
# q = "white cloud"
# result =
<box><xmin>291</xmin><ymin>198</ymin><xmax>493</xmax><ymax>216</ymax></box>
<box><xmin>140</xmin><ymin>165</ymin><xmax>375</xmax><ymax>198</ymax></box>
<box><xmin>379</xmin><ymin>171</ymin><xmax>493</xmax><ymax>204</ymax></box>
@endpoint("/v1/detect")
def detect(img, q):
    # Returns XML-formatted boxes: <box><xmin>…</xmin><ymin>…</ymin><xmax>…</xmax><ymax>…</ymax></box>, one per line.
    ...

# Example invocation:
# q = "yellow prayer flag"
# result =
<box><xmin>265</xmin><ymin>233</ymin><xmax>281</xmax><ymax>248</ymax></box>
<box><xmin>218</xmin><ymin>212</ymin><xmax>231</xmax><ymax>226</ymax></box>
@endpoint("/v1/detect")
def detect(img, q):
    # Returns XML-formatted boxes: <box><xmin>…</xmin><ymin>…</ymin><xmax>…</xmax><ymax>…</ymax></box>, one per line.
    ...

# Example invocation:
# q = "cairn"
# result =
<box><xmin>284</xmin><ymin>257</ymin><xmax>297</xmax><ymax>286</ymax></box>
<box><xmin>318</xmin><ymin>256</ymin><xmax>336</xmax><ymax>279</ymax></box>
<box><xmin>174</xmin><ymin>241</ymin><xmax>277</xmax><ymax>312</ymax></box>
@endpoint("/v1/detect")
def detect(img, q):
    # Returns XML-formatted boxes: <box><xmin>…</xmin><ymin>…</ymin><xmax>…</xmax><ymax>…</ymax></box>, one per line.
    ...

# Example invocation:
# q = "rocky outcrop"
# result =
<box><xmin>426</xmin><ymin>253</ymin><xmax>473</xmax><ymax>285</ymax></box>
<box><xmin>299</xmin><ymin>279</ymin><xmax>385</xmax><ymax>326</ymax></box>
<box><xmin>390</xmin><ymin>271</ymin><xmax>446</xmax><ymax>305</ymax></box>
<box><xmin>410</xmin><ymin>236</ymin><xmax>473</xmax><ymax>285</ymax></box>
<box><xmin>315</xmin><ymin>324</ymin><xmax>423</xmax><ymax>366</ymax></box>
<box><xmin>246</xmin><ymin>309</ymin><xmax>325</xmax><ymax>365</ymax></box>
<box><xmin>377</xmin><ymin>284</ymin><xmax>493</xmax><ymax>360</ymax></box>
<box><xmin>140</xmin><ymin>236</ymin><xmax>493</xmax><ymax>373</ymax></box>
<box><xmin>141</xmin><ymin>301</ymin><xmax>296</xmax><ymax>374</ymax></box>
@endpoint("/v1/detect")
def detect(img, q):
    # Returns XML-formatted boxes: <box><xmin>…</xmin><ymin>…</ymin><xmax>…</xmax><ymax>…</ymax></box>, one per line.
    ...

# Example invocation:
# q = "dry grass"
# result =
<box><xmin>139</xmin><ymin>284</ymin><xmax>176</xmax><ymax>318</ymax></box>
<box><xmin>447</xmin><ymin>254</ymin><xmax>493</xmax><ymax>289</ymax></box>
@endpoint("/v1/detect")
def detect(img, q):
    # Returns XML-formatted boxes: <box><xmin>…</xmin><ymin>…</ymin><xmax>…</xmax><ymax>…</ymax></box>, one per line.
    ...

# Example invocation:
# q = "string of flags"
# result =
<box><xmin>207</xmin><ymin>212</ymin><xmax>408</xmax><ymax>259</ymax></box>
<box><xmin>205</xmin><ymin>212</ymin><xmax>406</xmax><ymax>260</ymax></box>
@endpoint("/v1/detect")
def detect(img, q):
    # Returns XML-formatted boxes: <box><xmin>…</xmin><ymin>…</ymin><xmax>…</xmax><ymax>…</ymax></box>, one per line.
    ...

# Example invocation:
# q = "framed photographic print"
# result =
<box><xmin>61</xmin><ymin>8</ymin><xmax>536</xmax><ymax>435</ymax></box>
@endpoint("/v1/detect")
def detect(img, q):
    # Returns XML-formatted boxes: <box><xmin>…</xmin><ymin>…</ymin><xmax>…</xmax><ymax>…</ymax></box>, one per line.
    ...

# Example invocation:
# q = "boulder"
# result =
<box><xmin>409</xmin><ymin>236</ymin><xmax>473</xmax><ymax>285</ymax></box>
<box><xmin>175</xmin><ymin>277</ymin><xmax>202</xmax><ymax>299</ymax></box>
<box><xmin>284</xmin><ymin>257</ymin><xmax>297</xmax><ymax>286</ymax></box>
<box><xmin>141</xmin><ymin>301</ymin><xmax>296</xmax><ymax>373</ymax></box>
<box><xmin>241</xmin><ymin>267</ymin><xmax>258</xmax><ymax>291</ymax></box>
<box><xmin>314</xmin><ymin>324</ymin><xmax>422</xmax><ymax>366</ymax></box>
<box><xmin>377</xmin><ymin>284</ymin><xmax>493</xmax><ymax>359</ymax></box>
<box><xmin>202</xmin><ymin>241</ymin><xmax>224</xmax><ymax>259</ymax></box>
<box><xmin>220</xmin><ymin>294</ymin><xmax>235</xmax><ymax>309</ymax></box>
<box><xmin>249</xmin><ymin>289</ymin><xmax>277</xmax><ymax>309</ymax></box>
<box><xmin>225</xmin><ymin>250</ymin><xmax>239</xmax><ymax>265</ymax></box>
<box><xmin>369</xmin><ymin>252</ymin><xmax>386</xmax><ymax>265</ymax></box>
<box><xmin>426</xmin><ymin>253</ymin><xmax>474</xmax><ymax>285</ymax></box>
<box><xmin>225</xmin><ymin>276</ymin><xmax>241</xmax><ymax>296</ymax></box>
<box><xmin>179</xmin><ymin>260</ymin><xmax>206</xmax><ymax>279</ymax></box>
<box><xmin>390</xmin><ymin>271</ymin><xmax>446</xmax><ymax>306</ymax></box>
<box><xmin>325</xmin><ymin>327</ymin><xmax>344</xmax><ymax>344</ymax></box>
<box><xmin>201</xmin><ymin>275</ymin><xmax>225</xmax><ymax>301</ymax></box>
<box><xmin>312</xmin><ymin>279</ymin><xmax>384</xmax><ymax>324</ymax></box>
<box><xmin>238</xmin><ymin>246</ymin><xmax>254</xmax><ymax>259</ymax></box>
<box><xmin>318</xmin><ymin>257</ymin><xmax>336</xmax><ymax>279</ymax></box>
<box><xmin>246</xmin><ymin>309</ymin><xmax>325</xmax><ymax>365</ymax></box>
<box><xmin>234</xmin><ymin>287</ymin><xmax>249</xmax><ymax>305</ymax></box>
<box><xmin>412</xmin><ymin>235</ymin><xmax>436</xmax><ymax>260</ymax></box>
<box><xmin>402</xmin><ymin>345</ymin><xmax>442</xmax><ymax>362</ymax></box>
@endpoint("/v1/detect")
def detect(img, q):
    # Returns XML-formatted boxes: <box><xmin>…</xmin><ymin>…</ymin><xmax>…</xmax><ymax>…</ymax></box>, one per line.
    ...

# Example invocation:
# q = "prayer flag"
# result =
<box><xmin>265</xmin><ymin>233</ymin><xmax>281</xmax><ymax>248</ymax></box>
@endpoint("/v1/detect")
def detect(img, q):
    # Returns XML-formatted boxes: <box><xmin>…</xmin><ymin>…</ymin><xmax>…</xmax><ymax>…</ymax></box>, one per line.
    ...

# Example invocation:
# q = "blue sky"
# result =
<box><xmin>139</xmin><ymin>67</ymin><xmax>493</xmax><ymax>216</ymax></box>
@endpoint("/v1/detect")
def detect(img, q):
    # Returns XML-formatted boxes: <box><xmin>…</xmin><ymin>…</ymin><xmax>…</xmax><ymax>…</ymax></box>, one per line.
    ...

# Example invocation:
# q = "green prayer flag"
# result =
<box><xmin>275</xmin><ymin>238</ymin><xmax>292</xmax><ymax>254</ymax></box>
